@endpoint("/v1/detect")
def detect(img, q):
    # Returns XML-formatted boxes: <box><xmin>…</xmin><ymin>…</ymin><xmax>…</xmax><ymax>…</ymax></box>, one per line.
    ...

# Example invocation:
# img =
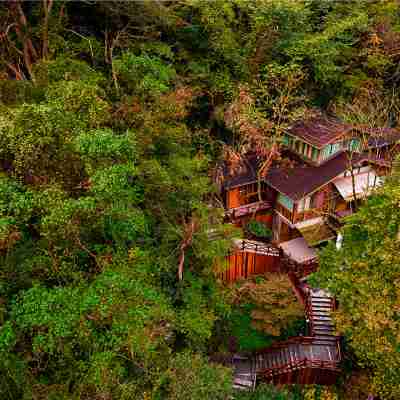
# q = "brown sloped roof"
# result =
<box><xmin>286</xmin><ymin>116</ymin><xmax>353</xmax><ymax>149</ymax></box>
<box><xmin>220</xmin><ymin>154</ymin><xmax>264</xmax><ymax>189</ymax></box>
<box><xmin>265</xmin><ymin>152</ymin><xmax>349</xmax><ymax>200</ymax></box>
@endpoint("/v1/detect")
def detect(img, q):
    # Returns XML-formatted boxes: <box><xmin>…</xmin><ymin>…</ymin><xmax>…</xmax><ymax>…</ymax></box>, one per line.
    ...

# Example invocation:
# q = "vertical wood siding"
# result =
<box><xmin>220</xmin><ymin>251</ymin><xmax>280</xmax><ymax>282</ymax></box>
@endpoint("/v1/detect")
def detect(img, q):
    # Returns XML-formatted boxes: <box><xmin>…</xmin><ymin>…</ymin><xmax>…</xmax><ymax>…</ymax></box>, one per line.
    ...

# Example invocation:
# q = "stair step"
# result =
<box><xmin>312</xmin><ymin>340</ymin><xmax>337</xmax><ymax>346</ymax></box>
<box><xmin>312</xmin><ymin>315</ymin><xmax>331</xmax><ymax>320</ymax></box>
<box><xmin>311</xmin><ymin>295</ymin><xmax>333</xmax><ymax>300</ymax></box>
<box><xmin>313</xmin><ymin>328</ymin><xmax>333</xmax><ymax>335</ymax></box>
<box><xmin>233</xmin><ymin>384</ymin><xmax>252</xmax><ymax>390</ymax></box>
<box><xmin>311</xmin><ymin>313</ymin><xmax>331</xmax><ymax>318</ymax></box>
<box><xmin>311</xmin><ymin>299</ymin><xmax>332</xmax><ymax>304</ymax></box>
<box><xmin>311</xmin><ymin>297</ymin><xmax>332</xmax><ymax>302</ymax></box>
<box><xmin>311</xmin><ymin>305</ymin><xmax>331</xmax><ymax>310</ymax></box>
<box><xmin>313</xmin><ymin>332</ymin><xmax>335</xmax><ymax>338</ymax></box>
<box><xmin>313</xmin><ymin>321</ymin><xmax>334</xmax><ymax>326</ymax></box>
<box><xmin>311</xmin><ymin>303</ymin><xmax>332</xmax><ymax>308</ymax></box>
<box><xmin>234</xmin><ymin>378</ymin><xmax>254</xmax><ymax>387</ymax></box>
<box><xmin>313</xmin><ymin>326</ymin><xmax>334</xmax><ymax>332</ymax></box>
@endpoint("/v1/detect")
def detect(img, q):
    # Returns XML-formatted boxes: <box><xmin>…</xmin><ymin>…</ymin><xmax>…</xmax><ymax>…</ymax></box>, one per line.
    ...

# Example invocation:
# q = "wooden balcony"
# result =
<box><xmin>225</xmin><ymin>200</ymin><xmax>271</xmax><ymax>219</ymax></box>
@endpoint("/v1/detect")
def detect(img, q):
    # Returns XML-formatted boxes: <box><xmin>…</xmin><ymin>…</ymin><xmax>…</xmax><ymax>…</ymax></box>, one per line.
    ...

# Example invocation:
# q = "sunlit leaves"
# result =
<box><xmin>114</xmin><ymin>52</ymin><xmax>176</xmax><ymax>97</ymax></box>
<box><xmin>158</xmin><ymin>351</ymin><xmax>232</xmax><ymax>400</ymax></box>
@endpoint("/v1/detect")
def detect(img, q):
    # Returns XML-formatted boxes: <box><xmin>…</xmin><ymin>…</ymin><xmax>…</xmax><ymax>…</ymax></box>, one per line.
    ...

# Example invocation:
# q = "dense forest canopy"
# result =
<box><xmin>0</xmin><ymin>1</ymin><xmax>399</xmax><ymax>399</ymax></box>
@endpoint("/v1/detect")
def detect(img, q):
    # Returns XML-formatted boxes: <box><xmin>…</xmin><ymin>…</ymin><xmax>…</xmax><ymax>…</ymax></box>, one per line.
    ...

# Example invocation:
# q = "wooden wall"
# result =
<box><xmin>220</xmin><ymin>251</ymin><xmax>280</xmax><ymax>282</ymax></box>
<box><xmin>226</xmin><ymin>187</ymin><xmax>241</xmax><ymax>209</ymax></box>
<box><xmin>226</xmin><ymin>182</ymin><xmax>273</xmax><ymax>210</ymax></box>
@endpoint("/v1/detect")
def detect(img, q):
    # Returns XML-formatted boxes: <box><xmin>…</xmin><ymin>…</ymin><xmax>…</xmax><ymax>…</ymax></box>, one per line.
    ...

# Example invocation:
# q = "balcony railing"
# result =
<box><xmin>226</xmin><ymin>200</ymin><xmax>271</xmax><ymax>219</ymax></box>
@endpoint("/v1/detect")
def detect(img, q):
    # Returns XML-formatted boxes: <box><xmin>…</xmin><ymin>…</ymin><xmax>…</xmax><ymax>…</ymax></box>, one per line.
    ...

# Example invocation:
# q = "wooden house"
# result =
<box><xmin>218</xmin><ymin>153</ymin><xmax>274</xmax><ymax>227</ymax></box>
<box><xmin>218</xmin><ymin>115</ymin><xmax>399</xmax><ymax>390</ymax></box>
<box><xmin>266</xmin><ymin>152</ymin><xmax>383</xmax><ymax>243</ymax></box>
<box><xmin>266</xmin><ymin>116</ymin><xmax>398</xmax><ymax>266</ymax></box>
<box><xmin>217</xmin><ymin>114</ymin><xmax>399</xmax><ymax>277</ymax></box>
<box><xmin>281</xmin><ymin>116</ymin><xmax>359</xmax><ymax>166</ymax></box>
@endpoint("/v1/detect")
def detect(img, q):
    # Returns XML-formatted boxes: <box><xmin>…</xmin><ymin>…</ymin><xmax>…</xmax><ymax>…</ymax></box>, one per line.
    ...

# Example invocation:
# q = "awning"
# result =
<box><xmin>279</xmin><ymin>237</ymin><xmax>317</xmax><ymax>264</ymax></box>
<box><xmin>333</xmin><ymin>171</ymin><xmax>382</xmax><ymax>202</ymax></box>
<box><xmin>295</xmin><ymin>217</ymin><xmax>336</xmax><ymax>246</ymax></box>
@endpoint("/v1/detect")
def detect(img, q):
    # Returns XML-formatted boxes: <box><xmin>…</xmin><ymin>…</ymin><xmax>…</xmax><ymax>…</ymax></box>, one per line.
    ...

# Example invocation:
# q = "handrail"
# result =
<box><xmin>258</xmin><ymin>357</ymin><xmax>340</xmax><ymax>376</ymax></box>
<box><xmin>226</xmin><ymin>200</ymin><xmax>271</xmax><ymax>218</ymax></box>
<box><xmin>232</xmin><ymin>239</ymin><xmax>281</xmax><ymax>257</ymax></box>
<box><xmin>256</xmin><ymin>336</ymin><xmax>315</xmax><ymax>354</ymax></box>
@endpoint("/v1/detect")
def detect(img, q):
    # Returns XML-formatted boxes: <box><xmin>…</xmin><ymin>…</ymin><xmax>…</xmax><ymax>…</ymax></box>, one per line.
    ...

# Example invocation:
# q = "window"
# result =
<box><xmin>239</xmin><ymin>183</ymin><xmax>257</xmax><ymax>197</ymax></box>
<box><xmin>277</xmin><ymin>193</ymin><xmax>294</xmax><ymax>211</ymax></box>
<box><xmin>331</xmin><ymin>142</ymin><xmax>341</xmax><ymax>154</ymax></box>
<box><xmin>282</xmin><ymin>135</ymin><xmax>288</xmax><ymax>146</ymax></box>
<box><xmin>300</xmin><ymin>142</ymin><xmax>305</xmax><ymax>155</ymax></box>
<box><xmin>303</xmin><ymin>143</ymin><xmax>308</xmax><ymax>156</ymax></box>
<box><xmin>297</xmin><ymin>196</ymin><xmax>311</xmax><ymax>213</ymax></box>
<box><xmin>348</xmin><ymin>138</ymin><xmax>360</xmax><ymax>152</ymax></box>
<box><xmin>312</xmin><ymin>147</ymin><xmax>319</xmax><ymax>161</ymax></box>
<box><xmin>322</xmin><ymin>142</ymin><xmax>341</xmax><ymax>159</ymax></box>
<box><xmin>307</xmin><ymin>145</ymin><xmax>312</xmax><ymax>159</ymax></box>
<box><xmin>282</xmin><ymin>134</ymin><xmax>290</xmax><ymax>146</ymax></box>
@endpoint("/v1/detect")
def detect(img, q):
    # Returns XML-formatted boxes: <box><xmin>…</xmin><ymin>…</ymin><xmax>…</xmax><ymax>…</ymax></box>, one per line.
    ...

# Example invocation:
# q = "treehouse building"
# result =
<box><xmin>219</xmin><ymin>115</ymin><xmax>399</xmax><ymax>274</ymax></box>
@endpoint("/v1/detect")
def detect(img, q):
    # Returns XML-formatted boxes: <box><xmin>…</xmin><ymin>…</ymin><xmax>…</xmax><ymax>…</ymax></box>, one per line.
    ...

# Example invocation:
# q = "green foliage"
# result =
<box><xmin>114</xmin><ymin>52</ymin><xmax>176</xmax><ymax>96</ymax></box>
<box><xmin>45</xmin><ymin>80</ymin><xmax>110</xmax><ymax>127</ymax></box>
<box><xmin>246</xmin><ymin>220</ymin><xmax>272</xmax><ymax>239</ymax></box>
<box><xmin>156</xmin><ymin>351</ymin><xmax>232</xmax><ymax>400</ymax></box>
<box><xmin>0</xmin><ymin>80</ymin><xmax>43</xmax><ymax>105</ymax></box>
<box><xmin>285</xmin><ymin>12</ymin><xmax>369</xmax><ymax>87</ymax></box>
<box><xmin>33</xmin><ymin>56</ymin><xmax>105</xmax><ymax>86</ymax></box>
<box><xmin>229</xmin><ymin>303</ymin><xmax>273</xmax><ymax>351</ymax></box>
<box><xmin>74</xmin><ymin>129</ymin><xmax>136</xmax><ymax>165</ymax></box>
<box><xmin>176</xmin><ymin>277</ymin><xmax>218</xmax><ymax>348</ymax></box>
<box><xmin>235</xmin><ymin>383</ymin><xmax>299</xmax><ymax>399</ymax></box>
<box><xmin>0</xmin><ymin>177</ymin><xmax>34</xmax><ymax>224</ymax></box>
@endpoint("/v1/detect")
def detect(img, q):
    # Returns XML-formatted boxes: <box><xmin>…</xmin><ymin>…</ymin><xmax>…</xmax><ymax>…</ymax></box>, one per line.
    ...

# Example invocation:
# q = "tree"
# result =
<box><xmin>233</xmin><ymin>275</ymin><xmax>304</xmax><ymax>337</ymax></box>
<box><xmin>155</xmin><ymin>351</ymin><xmax>232</xmax><ymax>400</ymax></box>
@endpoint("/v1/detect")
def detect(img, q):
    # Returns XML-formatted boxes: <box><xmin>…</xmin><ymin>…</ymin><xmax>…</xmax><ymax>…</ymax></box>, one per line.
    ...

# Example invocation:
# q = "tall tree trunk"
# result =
<box><xmin>349</xmin><ymin>161</ymin><xmax>358</xmax><ymax>212</ymax></box>
<box><xmin>9</xmin><ymin>0</ymin><xmax>39</xmax><ymax>81</ymax></box>
<box><xmin>42</xmin><ymin>0</ymin><xmax>54</xmax><ymax>59</ymax></box>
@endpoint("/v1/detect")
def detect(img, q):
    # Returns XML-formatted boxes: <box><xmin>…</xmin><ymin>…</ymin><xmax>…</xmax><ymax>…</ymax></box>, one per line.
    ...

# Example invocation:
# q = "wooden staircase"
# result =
<box><xmin>307</xmin><ymin>288</ymin><xmax>336</xmax><ymax>338</ymax></box>
<box><xmin>231</xmin><ymin>286</ymin><xmax>341</xmax><ymax>389</ymax></box>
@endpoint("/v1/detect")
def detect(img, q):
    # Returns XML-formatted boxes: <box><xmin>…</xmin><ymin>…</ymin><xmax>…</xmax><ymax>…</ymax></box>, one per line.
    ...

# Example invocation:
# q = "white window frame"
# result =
<box><xmin>297</xmin><ymin>196</ymin><xmax>311</xmax><ymax>213</ymax></box>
